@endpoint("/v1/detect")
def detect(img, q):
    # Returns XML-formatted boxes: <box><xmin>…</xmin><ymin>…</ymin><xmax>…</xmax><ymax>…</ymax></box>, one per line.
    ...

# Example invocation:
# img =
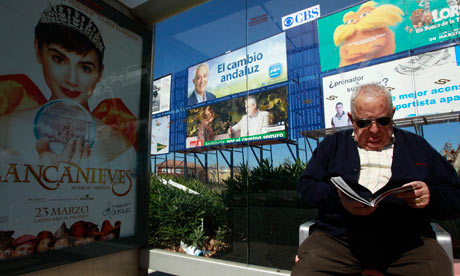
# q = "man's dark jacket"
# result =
<box><xmin>187</xmin><ymin>91</ymin><xmax>216</xmax><ymax>106</ymax></box>
<box><xmin>298</xmin><ymin>128</ymin><xmax>460</xmax><ymax>240</ymax></box>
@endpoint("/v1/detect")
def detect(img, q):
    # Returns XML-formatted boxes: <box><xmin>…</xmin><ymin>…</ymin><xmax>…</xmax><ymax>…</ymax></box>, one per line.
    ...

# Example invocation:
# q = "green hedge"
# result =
<box><xmin>148</xmin><ymin>159</ymin><xmax>308</xmax><ymax>252</ymax></box>
<box><xmin>148</xmin><ymin>175</ymin><xmax>230</xmax><ymax>251</ymax></box>
<box><xmin>222</xmin><ymin>159</ymin><xmax>305</xmax><ymax>194</ymax></box>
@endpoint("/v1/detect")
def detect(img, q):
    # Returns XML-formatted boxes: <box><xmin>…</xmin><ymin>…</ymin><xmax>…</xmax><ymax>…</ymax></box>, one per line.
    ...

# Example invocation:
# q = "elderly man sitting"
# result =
<box><xmin>292</xmin><ymin>83</ymin><xmax>460</xmax><ymax>276</ymax></box>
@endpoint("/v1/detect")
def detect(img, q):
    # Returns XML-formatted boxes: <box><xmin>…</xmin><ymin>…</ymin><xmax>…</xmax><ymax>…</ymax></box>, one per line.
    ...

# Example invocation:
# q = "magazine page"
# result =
<box><xmin>330</xmin><ymin>176</ymin><xmax>373</xmax><ymax>206</ymax></box>
<box><xmin>372</xmin><ymin>185</ymin><xmax>414</xmax><ymax>206</ymax></box>
<box><xmin>331</xmin><ymin>176</ymin><xmax>414</xmax><ymax>207</ymax></box>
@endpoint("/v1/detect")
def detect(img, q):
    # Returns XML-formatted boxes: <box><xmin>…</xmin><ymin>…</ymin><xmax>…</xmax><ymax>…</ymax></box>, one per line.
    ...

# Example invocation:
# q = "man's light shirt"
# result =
<box><xmin>355</xmin><ymin>135</ymin><xmax>394</xmax><ymax>193</ymax></box>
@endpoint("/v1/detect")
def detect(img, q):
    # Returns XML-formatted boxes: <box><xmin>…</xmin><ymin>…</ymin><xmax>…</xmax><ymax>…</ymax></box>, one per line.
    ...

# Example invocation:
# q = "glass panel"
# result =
<box><xmin>151</xmin><ymin>0</ymin><xmax>460</xmax><ymax>273</ymax></box>
<box><xmin>151</xmin><ymin>0</ymin><xmax>250</xmax><ymax>264</ymax></box>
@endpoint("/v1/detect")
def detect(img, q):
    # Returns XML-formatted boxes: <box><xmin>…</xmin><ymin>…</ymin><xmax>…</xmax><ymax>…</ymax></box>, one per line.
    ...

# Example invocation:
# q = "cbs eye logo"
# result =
<box><xmin>284</xmin><ymin>17</ymin><xmax>294</xmax><ymax>27</ymax></box>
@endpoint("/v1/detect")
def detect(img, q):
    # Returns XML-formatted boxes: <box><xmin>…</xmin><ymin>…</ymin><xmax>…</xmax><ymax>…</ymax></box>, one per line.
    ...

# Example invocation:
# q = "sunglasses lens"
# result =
<box><xmin>376</xmin><ymin>117</ymin><xmax>391</xmax><ymax>126</ymax></box>
<box><xmin>356</xmin><ymin>119</ymin><xmax>371</xmax><ymax>128</ymax></box>
<box><xmin>355</xmin><ymin>117</ymin><xmax>391</xmax><ymax>128</ymax></box>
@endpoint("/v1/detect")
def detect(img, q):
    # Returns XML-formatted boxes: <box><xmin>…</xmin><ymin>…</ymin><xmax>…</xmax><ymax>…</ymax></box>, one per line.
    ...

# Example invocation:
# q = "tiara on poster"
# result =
<box><xmin>39</xmin><ymin>4</ymin><xmax>105</xmax><ymax>54</ymax></box>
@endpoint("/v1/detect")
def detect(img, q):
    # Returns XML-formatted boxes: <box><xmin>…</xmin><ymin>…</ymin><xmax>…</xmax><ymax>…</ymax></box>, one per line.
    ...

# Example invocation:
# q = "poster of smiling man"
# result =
<box><xmin>0</xmin><ymin>0</ymin><xmax>144</xmax><ymax>259</ymax></box>
<box><xmin>186</xmin><ymin>32</ymin><xmax>288</xmax><ymax>106</ymax></box>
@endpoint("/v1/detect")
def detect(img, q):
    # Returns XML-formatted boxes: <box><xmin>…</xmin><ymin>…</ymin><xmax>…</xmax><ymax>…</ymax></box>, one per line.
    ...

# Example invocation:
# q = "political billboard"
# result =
<box><xmin>186</xmin><ymin>86</ymin><xmax>288</xmax><ymax>148</ymax></box>
<box><xmin>186</xmin><ymin>32</ymin><xmax>288</xmax><ymax>106</ymax></box>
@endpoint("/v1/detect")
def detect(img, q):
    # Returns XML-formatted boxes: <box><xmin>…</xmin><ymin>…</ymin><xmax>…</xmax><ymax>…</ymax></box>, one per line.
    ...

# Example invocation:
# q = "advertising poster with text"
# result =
<box><xmin>322</xmin><ymin>45</ymin><xmax>460</xmax><ymax>128</ymax></box>
<box><xmin>151</xmin><ymin>115</ymin><xmax>170</xmax><ymax>155</ymax></box>
<box><xmin>0</xmin><ymin>0</ymin><xmax>142</xmax><ymax>259</ymax></box>
<box><xmin>318</xmin><ymin>0</ymin><xmax>460</xmax><ymax>72</ymax></box>
<box><xmin>186</xmin><ymin>87</ymin><xmax>288</xmax><ymax>148</ymax></box>
<box><xmin>152</xmin><ymin>75</ymin><xmax>171</xmax><ymax>114</ymax></box>
<box><xmin>186</xmin><ymin>32</ymin><xmax>287</xmax><ymax>106</ymax></box>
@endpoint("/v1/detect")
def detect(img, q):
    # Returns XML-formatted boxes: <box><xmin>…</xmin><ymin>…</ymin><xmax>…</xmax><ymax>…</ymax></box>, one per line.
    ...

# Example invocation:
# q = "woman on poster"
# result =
<box><xmin>0</xmin><ymin>4</ymin><xmax>138</xmax><ymax>164</ymax></box>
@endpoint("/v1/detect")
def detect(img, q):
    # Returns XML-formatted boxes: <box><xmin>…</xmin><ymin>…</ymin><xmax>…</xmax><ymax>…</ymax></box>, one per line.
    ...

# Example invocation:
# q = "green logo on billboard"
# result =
<box><xmin>157</xmin><ymin>143</ymin><xmax>167</xmax><ymax>151</ymax></box>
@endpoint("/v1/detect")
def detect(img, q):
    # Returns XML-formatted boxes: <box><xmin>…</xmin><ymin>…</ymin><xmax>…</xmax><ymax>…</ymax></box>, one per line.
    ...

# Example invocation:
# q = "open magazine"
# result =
<box><xmin>330</xmin><ymin>176</ymin><xmax>414</xmax><ymax>207</ymax></box>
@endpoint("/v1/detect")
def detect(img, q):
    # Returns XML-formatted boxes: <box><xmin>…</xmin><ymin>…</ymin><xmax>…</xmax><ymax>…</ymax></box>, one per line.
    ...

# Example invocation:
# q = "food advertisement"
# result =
<box><xmin>318</xmin><ymin>0</ymin><xmax>460</xmax><ymax>72</ymax></box>
<box><xmin>322</xmin><ymin>45</ymin><xmax>460</xmax><ymax>128</ymax></box>
<box><xmin>0</xmin><ymin>0</ymin><xmax>142</xmax><ymax>259</ymax></box>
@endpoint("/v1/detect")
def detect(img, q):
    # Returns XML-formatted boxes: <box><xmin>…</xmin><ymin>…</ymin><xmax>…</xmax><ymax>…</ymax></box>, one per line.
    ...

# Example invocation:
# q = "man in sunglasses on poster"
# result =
<box><xmin>292</xmin><ymin>83</ymin><xmax>460</xmax><ymax>276</ymax></box>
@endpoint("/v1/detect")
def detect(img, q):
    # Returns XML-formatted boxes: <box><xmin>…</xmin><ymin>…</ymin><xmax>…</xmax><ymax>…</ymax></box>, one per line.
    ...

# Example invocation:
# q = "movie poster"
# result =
<box><xmin>318</xmin><ymin>0</ymin><xmax>460</xmax><ymax>72</ymax></box>
<box><xmin>322</xmin><ymin>45</ymin><xmax>460</xmax><ymax>128</ymax></box>
<box><xmin>0</xmin><ymin>0</ymin><xmax>142</xmax><ymax>259</ymax></box>
<box><xmin>186</xmin><ymin>32</ymin><xmax>288</xmax><ymax>106</ymax></box>
<box><xmin>186</xmin><ymin>87</ymin><xmax>288</xmax><ymax>148</ymax></box>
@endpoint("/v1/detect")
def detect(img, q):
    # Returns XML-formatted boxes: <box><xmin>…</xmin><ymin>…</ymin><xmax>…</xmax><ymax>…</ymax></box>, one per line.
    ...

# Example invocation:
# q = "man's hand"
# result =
<box><xmin>394</xmin><ymin>181</ymin><xmax>430</xmax><ymax>209</ymax></box>
<box><xmin>338</xmin><ymin>190</ymin><xmax>377</xmax><ymax>216</ymax></box>
<box><xmin>36</xmin><ymin>137</ymin><xmax>90</xmax><ymax>163</ymax></box>
<box><xmin>227</xmin><ymin>126</ymin><xmax>233</xmax><ymax>137</ymax></box>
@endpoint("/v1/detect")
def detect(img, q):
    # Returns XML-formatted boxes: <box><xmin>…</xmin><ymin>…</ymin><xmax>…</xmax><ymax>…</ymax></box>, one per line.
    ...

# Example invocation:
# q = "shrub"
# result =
<box><xmin>222</xmin><ymin>159</ymin><xmax>306</xmax><ymax>194</ymax></box>
<box><xmin>148</xmin><ymin>175</ymin><xmax>231</xmax><ymax>253</ymax></box>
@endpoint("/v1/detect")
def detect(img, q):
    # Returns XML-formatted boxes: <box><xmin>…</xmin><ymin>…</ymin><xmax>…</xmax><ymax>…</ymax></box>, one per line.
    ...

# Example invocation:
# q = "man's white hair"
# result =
<box><xmin>350</xmin><ymin>83</ymin><xmax>393</xmax><ymax>116</ymax></box>
<box><xmin>194</xmin><ymin>63</ymin><xmax>209</xmax><ymax>80</ymax></box>
<box><xmin>245</xmin><ymin>96</ymin><xmax>257</xmax><ymax>107</ymax></box>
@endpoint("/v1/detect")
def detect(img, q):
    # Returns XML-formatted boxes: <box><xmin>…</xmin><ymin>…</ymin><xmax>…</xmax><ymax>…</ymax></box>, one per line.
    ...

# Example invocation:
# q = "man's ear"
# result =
<box><xmin>34</xmin><ymin>39</ymin><xmax>42</xmax><ymax>64</ymax></box>
<box><xmin>347</xmin><ymin>112</ymin><xmax>353</xmax><ymax>122</ymax></box>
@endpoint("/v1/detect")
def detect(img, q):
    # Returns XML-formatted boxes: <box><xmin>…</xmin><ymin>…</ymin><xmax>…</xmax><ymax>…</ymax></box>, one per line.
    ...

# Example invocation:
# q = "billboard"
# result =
<box><xmin>186</xmin><ymin>32</ymin><xmax>288</xmax><ymax>106</ymax></box>
<box><xmin>0</xmin><ymin>0</ymin><xmax>144</xmax><ymax>260</ymax></box>
<box><xmin>318</xmin><ymin>0</ymin><xmax>460</xmax><ymax>72</ymax></box>
<box><xmin>186</xmin><ymin>86</ymin><xmax>288</xmax><ymax>148</ymax></box>
<box><xmin>152</xmin><ymin>74</ymin><xmax>171</xmax><ymax>114</ymax></box>
<box><xmin>151</xmin><ymin>115</ymin><xmax>170</xmax><ymax>155</ymax></box>
<box><xmin>322</xmin><ymin>45</ymin><xmax>460</xmax><ymax>128</ymax></box>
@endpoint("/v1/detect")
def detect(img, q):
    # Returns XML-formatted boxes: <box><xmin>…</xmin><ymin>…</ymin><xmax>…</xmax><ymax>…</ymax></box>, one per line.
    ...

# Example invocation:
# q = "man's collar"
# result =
<box><xmin>248</xmin><ymin>109</ymin><xmax>259</xmax><ymax>118</ymax></box>
<box><xmin>194</xmin><ymin>90</ymin><xmax>206</xmax><ymax>101</ymax></box>
<box><xmin>335</xmin><ymin>111</ymin><xmax>345</xmax><ymax>117</ymax></box>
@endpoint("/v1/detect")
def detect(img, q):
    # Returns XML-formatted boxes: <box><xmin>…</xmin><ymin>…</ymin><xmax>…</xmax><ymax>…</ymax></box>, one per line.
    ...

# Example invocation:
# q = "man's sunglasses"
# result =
<box><xmin>354</xmin><ymin>117</ymin><xmax>392</xmax><ymax>128</ymax></box>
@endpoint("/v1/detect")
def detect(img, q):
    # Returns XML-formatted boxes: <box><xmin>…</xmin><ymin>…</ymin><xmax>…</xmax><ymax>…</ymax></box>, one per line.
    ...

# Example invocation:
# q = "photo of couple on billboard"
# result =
<box><xmin>186</xmin><ymin>86</ymin><xmax>288</xmax><ymax>148</ymax></box>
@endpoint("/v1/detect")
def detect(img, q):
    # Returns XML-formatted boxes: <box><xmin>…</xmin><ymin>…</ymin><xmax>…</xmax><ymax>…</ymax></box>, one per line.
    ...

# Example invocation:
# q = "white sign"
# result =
<box><xmin>152</xmin><ymin>74</ymin><xmax>171</xmax><ymax>114</ymax></box>
<box><xmin>322</xmin><ymin>46</ymin><xmax>460</xmax><ymax>128</ymax></box>
<box><xmin>151</xmin><ymin>115</ymin><xmax>170</xmax><ymax>155</ymax></box>
<box><xmin>281</xmin><ymin>5</ymin><xmax>320</xmax><ymax>31</ymax></box>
